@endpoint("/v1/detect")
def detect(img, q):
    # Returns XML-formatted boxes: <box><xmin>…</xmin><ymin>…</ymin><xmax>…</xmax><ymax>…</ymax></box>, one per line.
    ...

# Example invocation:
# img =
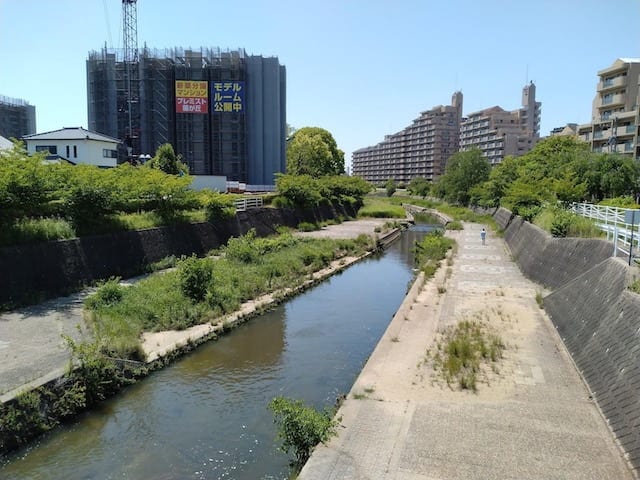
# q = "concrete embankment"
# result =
<box><xmin>496</xmin><ymin>206</ymin><xmax>640</xmax><ymax>474</ymax></box>
<box><xmin>300</xmin><ymin>219</ymin><xmax>633</xmax><ymax>479</ymax></box>
<box><xmin>0</xmin><ymin>203</ymin><xmax>358</xmax><ymax>307</ymax></box>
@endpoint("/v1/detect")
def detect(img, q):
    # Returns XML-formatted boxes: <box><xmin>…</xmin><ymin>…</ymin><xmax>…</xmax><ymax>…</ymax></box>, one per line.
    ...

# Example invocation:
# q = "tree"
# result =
<box><xmin>438</xmin><ymin>149</ymin><xmax>490</xmax><ymax>205</ymax></box>
<box><xmin>286</xmin><ymin>127</ymin><xmax>345</xmax><ymax>176</ymax></box>
<box><xmin>385</xmin><ymin>178</ymin><xmax>396</xmax><ymax>197</ymax></box>
<box><xmin>146</xmin><ymin>143</ymin><xmax>188</xmax><ymax>176</ymax></box>
<box><xmin>408</xmin><ymin>176</ymin><xmax>430</xmax><ymax>198</ymax></box>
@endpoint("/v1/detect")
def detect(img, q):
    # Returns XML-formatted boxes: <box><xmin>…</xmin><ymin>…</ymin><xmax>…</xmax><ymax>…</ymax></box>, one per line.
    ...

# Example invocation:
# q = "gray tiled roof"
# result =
<box><xmin>22</xmin><ymin>127</ymin><xmax>121</xmax><ymax>143</ymax></box>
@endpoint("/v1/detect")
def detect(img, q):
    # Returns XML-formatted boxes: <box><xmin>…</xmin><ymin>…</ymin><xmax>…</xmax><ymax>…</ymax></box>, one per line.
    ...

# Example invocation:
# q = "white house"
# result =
<box><xmin>22</xmin><ymin>127</ymin><xmax>121</xmax><ymax>167</ymax></box>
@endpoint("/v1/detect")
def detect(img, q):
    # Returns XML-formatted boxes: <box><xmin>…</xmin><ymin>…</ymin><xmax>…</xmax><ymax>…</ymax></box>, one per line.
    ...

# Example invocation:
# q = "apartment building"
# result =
<box><xmin>459</xmin><ymin>83</ymin><xmax>541</xmax><ymax>165</ymax></box>
<box><xmin>352</xmin><ymin>92</ymin><xmax>463</xmax><ymax>184</ymax></box>
<box><xmin>577</xmin><ymin>58</ymin><xmax>640</xmax><ymax>159</ymax></box>
<box><xmin>0</xmin><ymin>95</ymin><xmax>36</xmax><ymax>140</ymax></box>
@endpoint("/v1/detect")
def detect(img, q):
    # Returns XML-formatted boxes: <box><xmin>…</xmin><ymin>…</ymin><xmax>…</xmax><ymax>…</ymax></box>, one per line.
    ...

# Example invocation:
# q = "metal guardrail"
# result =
<box><xmin>233</xmin><ymin>196</ymin><xmax>264</xmax><ymax>211</ymax></box>
<box><xmin>570</xmin><ymin>202</ymin><xmax>640</xmax><ymax>260</ymax></box>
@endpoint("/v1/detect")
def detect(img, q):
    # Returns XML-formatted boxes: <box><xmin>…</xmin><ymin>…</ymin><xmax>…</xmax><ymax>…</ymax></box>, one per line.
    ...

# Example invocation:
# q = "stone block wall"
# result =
<box><xmin>0</xmin><ymin>203</ymin><xmax>356</xmax><ymax>307</ymax></box>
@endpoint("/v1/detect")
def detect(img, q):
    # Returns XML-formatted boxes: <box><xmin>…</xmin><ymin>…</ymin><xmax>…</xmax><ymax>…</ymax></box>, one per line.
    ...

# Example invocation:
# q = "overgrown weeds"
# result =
<box><xmin>414</xmin><ymin>230</ymin><xmax>455</xmax><ymax>279</ymax></box>
<box><xmin>428</xmin><ymin>320</ymin><xmax>505</xmax><ymax>392</ymax></box>
<box><xmin>85</xmin><ymin>230</ymin><xmax>374</xmax><ymax>359</ymax></box>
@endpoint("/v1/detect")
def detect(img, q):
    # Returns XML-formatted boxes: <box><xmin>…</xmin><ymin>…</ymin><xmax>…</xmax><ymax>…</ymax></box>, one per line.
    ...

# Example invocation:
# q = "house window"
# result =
<box><xmin>73</xmin><ymin>146</ymin><xmax>77</xmax><ymax>158</ymax></box>
<box><xmin>66</xmin><ymin>146</ymin><xmax>70</xmax><ymax>157</ymax></box>
<box><xmin>102</xmin><ymin>149</ymin><xmax>117</xmax><ymax>158</ymax></box>
<box><xmin>35</xmin><ymin>145</ymin><xmax>57</xmax><ymax>154</ymax></box>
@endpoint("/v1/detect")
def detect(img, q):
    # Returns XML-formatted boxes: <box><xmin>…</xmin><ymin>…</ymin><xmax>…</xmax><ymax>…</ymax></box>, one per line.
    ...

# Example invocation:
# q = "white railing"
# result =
<box><xmin>233</xmin><ymin>196</ymin><xmax>264</xmax><ymax>211</ymax></box>
<box><xmin>570</xmin><ymin>202</ymin><xmax>640</xmax><ymax>260</ymax></box>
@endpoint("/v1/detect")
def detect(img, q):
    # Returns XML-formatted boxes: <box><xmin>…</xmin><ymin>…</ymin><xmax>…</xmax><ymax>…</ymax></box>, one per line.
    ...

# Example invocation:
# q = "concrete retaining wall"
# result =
<box><xmin>544</xmin><ymin>259</ymin><xmax>640</xmax><ymax>471</ymax></box>
<box><xmin>0</xmin><ymin>203</ymin><xmax>357</xmax><ymax>307</ymax></box>
<box><xmin>497</xmin><ymin>207</ymin><xmax>640</xmax><ymax>472</ymax></box>
<box><xmin>498</xmin><ymin>208</ymin><xmax>614</xmax><ymax>289</ymax></box>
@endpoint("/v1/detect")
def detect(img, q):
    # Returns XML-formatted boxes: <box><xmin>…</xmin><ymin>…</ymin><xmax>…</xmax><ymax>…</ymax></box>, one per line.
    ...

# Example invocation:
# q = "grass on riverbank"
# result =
<box><xmin>358</xmin><ymin>197</ymin><xmax>407</xmax><ymax>218</ymax></box>
<box><xmin>85</xmin><ymin>231</ymin><xmax>375</xmax><ymax>359</ymax></box>
<box><xmin>0</xmin><ymin>209</ymin><xmax>210</xmax><ymax>247</ymax></box>
<box><xmin>414</xmin><ymin>230</ymin><xmax>456</xmax><ymax>279</ymax></box>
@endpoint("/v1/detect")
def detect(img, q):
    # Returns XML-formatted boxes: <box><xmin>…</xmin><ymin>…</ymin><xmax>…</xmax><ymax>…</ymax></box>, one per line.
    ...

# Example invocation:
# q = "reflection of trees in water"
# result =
<box><xmin>394</xmin><ymin>226</ymin><xmax>437</xmax><ymax>268</ymax></box>
<box><xmin>204</xmin><ymin>309</ymin><xmax>286</xmax><ymax>370</ymax></box>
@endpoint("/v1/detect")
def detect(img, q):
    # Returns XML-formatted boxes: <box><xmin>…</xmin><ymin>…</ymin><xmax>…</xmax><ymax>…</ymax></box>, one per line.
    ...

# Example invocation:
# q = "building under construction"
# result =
<box><xmin>87</xmin><ymin>47</ymin><xmax>286</xmax><ymax>185</ymax></box>
<box><xmin>0</xmin><ymin>95</ymin><xmax>36</xmax><ymax>140</ymax></box>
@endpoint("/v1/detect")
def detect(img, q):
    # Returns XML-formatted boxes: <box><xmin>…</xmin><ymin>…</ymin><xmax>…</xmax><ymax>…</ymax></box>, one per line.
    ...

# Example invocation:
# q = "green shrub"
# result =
<box><xmin>201</xmin><ymin>190</ymin><xmax>235</xmax><ymax>221</ymax></box>
<box><xmin>84</xmin><ymin>279</ymin><xmax>125</xmax><ymax>310</ymax></box>
<box><xmin>518</xmin><ymin>205</ymin><xmax>542</xmax><ymax>222</ymax></box>
<box><xmin>177</xmin><ymin>255</ymin><xmax>214</xmax><ymax>302</ymax></box>
<box><xmin>269</xmin><ymin>396</ymin><xmax>338</xmax><ymax>467</ymax></box>
<box><xmin>297</xmin><ymin>221</ymin><xmax>319</xmax><ymax>232</ymax></box>
<box><xmin>446</xmin><ymin>220</ymin><xmax>463</xmax><ymax>230</ymax></box>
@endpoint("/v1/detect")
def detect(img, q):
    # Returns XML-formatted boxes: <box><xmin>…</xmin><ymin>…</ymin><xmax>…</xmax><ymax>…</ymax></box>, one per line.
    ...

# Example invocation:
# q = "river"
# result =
<box><xmin>1</xmin><ymin>226</ymin><xmax>433</xmax><ymax>480</ymax></box>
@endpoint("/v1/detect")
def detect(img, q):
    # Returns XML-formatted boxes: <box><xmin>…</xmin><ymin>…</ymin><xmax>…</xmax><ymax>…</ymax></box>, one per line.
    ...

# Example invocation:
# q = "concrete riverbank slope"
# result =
<box><xmin>494</xmin><ymin>207</ymin><xmax>640</xmax><ymax>474</ymax></box>
<box><xmin>299</xmin><ymin>221</ymin><xmax>633</xmax><ymax>479</ymax></box>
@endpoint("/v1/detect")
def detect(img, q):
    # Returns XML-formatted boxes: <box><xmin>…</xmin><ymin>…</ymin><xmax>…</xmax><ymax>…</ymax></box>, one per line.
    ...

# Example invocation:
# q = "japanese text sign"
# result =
<box><xmin>212</xmin><ymin>81</ymin><xmax>245</xmax><ymax>113</ymax></box>
<box><xmin>175</xmin><ymin>80</ymin><xmax>208</xmax><ymax>114</ymax></box>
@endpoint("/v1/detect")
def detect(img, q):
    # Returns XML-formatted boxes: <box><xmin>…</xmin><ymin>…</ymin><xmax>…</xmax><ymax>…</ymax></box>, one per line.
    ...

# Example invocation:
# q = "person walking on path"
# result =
<box><xmin>480</xmin><ymin>227</ymin><xmax>486</xmax><ymax>245</ymax></box>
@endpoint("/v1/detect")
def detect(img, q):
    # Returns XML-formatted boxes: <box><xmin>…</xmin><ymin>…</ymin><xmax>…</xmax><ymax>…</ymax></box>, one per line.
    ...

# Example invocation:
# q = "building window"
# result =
<box><xmin>35</xmin><ymin>145</ymin><xmax>57</xmax><ymax>154</ymax></box>
<box><xmin>103</xmin><ymin>148</ymin><xmax>117</xmax><ymax>158</ymax></box>
<box><xmin>66</xmin><ymin>146</ymin><xmax>70</xmax><ymax>157</ymax></box>
<box><xmin>73</xmin><ymin>146</ymin><xmax>77</xmax><ymax>158</ymax></box>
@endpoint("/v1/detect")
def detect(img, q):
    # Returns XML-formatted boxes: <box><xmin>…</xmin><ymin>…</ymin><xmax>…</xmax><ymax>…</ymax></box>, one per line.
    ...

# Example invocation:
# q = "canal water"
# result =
<box><xmin>1</xmin><ymin>226</ymin><xmax>433</xmax><ymax>480</ymax></box>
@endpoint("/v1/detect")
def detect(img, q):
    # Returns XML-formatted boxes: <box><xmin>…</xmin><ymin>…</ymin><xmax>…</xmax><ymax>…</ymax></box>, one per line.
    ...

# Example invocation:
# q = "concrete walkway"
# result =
<box><xmin>299</xmin><ymin>223</ymin><xmax>633</xmax><ymax>480</ymax></box>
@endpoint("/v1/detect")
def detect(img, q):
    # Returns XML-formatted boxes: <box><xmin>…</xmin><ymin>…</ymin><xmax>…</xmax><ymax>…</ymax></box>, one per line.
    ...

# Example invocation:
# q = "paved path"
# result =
<box><xmin>299</xmin><ymin>223</ymin><xmax>633</xmax><ymax>480</ymax></box>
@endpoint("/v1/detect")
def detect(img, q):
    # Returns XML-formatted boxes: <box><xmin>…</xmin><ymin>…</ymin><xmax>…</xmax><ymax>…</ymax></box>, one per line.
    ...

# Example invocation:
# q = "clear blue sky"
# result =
<box><xmin>1</xmin><ymin>0</ymin><xmax>639</xmax><ymax>170</ymax></box>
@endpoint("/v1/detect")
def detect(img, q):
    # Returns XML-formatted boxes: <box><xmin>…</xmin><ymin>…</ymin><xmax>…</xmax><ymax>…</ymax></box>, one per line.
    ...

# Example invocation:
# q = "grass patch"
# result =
<box><xmin>412</xmin><ymin>212</ymin><xmax>441</xmax><ymax>224</ymax></box>
<box><xmin>297</xmin><ymin>221</ymin><xmax>320</xmax><ymax>232</ymax></box>
<box><xmin>85</xmin><ymin>231</ymin><xmax>375</xmax><ymax>359</ymax></box>
<box><xmin>629</xmin><ymin>279</ymin><xmax>640</xmax><ymax>294</ymax></box>
<box><xmin>428</xmin><ymin>319</ymin><xmax>505</xmax><ymax>392</ymax></box>
<box><xmin>446</xmin><ymin>220</ymin><xmax>464</xmax><ymax>230</ymax></box>
<box><xmin>0</xmin><ymin>217</ymin><xmax>76</xmax><ymax>246</ymax></box>
<box><xmin>533</xmin><ymin>207</ymin><xmax>604</xmax><ymax>238</ymax></box>
<box><xmin>535</xmin><ymin>291</ymin><xmax>544</xmax><ymax>308</ymax></box>
<box><xmin>358</xmin><ymin>196</ymin><xmax>406</xmax><ymax>218</ymax></box>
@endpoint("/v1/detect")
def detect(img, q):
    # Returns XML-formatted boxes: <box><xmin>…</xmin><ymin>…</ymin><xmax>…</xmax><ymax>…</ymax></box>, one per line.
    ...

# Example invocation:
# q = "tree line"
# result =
<box><xmin>407</xmin><ymin>136</ymin><xmax>640</xmax><ymax>214</ymax></box>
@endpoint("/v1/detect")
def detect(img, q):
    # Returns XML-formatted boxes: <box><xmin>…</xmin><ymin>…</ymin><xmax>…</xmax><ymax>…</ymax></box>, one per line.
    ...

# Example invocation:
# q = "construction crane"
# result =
<box><xmin>122</xmin><ymin>0</ymin><xmax>138</xmax><ymax>157</ymax></box>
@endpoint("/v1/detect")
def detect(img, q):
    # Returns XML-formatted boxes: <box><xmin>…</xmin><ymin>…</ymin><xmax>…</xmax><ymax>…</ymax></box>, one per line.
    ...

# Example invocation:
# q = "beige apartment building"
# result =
<box><xmin>351</xmin><ymin>92</ymin><xmax>463</xmax><ymax>185</ymax></box>
<box><xmin>459</xmin><ymin>83</ymin><xmax>541</xmax><ymax>165</ymax></box>
<box><xmin>577</xmin><ymin>58</ymin><xmax>640</xmax><ymax>158</ymax></box>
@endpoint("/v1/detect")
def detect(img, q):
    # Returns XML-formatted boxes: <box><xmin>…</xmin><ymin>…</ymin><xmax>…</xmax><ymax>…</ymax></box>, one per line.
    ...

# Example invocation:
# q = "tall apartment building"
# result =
<box><xmin>459</xmin><ymin>83</ymin><xmax>541</xmax><ymax>165</ymax></box>
<box><xmin>87</xmin><ymin>47</ymin><xmax>286</xmax><ymax>185</ymax></box>
<box><xmin>0</xmin><ymin>95</ymin><xmax>36</xmax><ymax>140</ymax></box>
<box><xmin>352</xmin><ymin>92</ymin><xmax>463</xmax><ymax>184</ymax></box>
<box><xmin>577</xmin><ymin>58</ymin><xmax>640</xmax><ymax>159</ymax></box>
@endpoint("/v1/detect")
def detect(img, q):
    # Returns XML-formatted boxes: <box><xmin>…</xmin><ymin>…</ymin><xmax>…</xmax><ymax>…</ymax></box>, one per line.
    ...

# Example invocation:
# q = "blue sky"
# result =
<box><xmin>1</xmin><ymin>0</ymin><xmax>639</xmax><ymax>170</ymax></box>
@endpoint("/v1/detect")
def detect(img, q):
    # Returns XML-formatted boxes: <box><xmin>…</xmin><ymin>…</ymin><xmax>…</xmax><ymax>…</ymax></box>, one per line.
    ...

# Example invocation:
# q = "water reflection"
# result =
<box><xmin>1</xmin><ymin>227</ymin><xmax>434</xmax><ymax>480</ymax></box>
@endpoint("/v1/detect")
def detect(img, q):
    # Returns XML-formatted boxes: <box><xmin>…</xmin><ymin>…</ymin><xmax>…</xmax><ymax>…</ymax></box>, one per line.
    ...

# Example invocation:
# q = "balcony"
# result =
<box><xmin>616</xmin><ymin>125</ymin><xmax>636</xmax><ymax>137</ymax></box>
<box><xmin>598</xmin><ymin>75</ymin><xmax>626</xmax><ymax>92</ymax></box>
<box><xmin>599</xmin><ymin>93</ymin><xmax>626</xmax><ymax>108</ymax></box>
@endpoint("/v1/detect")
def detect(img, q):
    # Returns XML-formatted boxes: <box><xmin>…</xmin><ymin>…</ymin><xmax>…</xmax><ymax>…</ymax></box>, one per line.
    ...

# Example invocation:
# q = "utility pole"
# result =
<box><xmin>122</xmin><ymin>0</ymin><xmax>138</xmax><ymax>158</ymax></box>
